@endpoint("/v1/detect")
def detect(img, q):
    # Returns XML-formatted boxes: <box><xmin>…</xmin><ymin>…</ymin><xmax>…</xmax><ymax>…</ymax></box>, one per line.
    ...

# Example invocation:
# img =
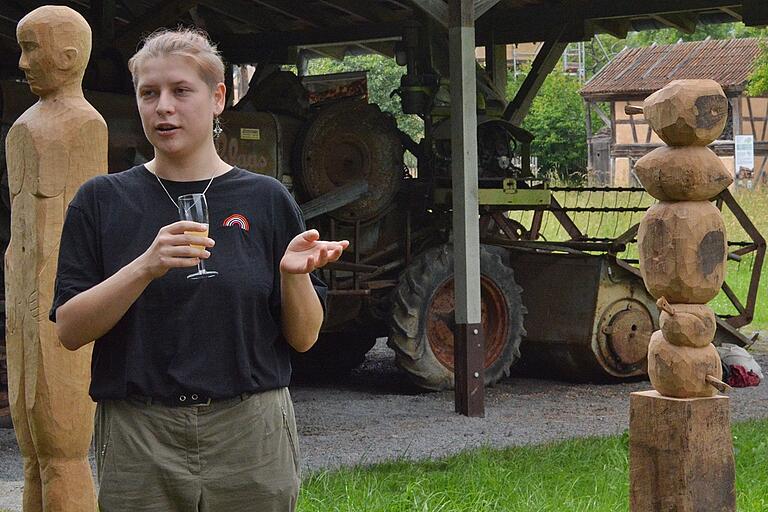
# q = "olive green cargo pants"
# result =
<box><xmin>94</xmin><ymin>387</ymin><xmax>301</xmax><ymax>511</ymax></box>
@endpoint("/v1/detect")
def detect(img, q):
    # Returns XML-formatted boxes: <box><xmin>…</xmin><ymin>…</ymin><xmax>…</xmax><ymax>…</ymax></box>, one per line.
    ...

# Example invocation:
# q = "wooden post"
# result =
<box><xmin>486</xmin><ymin>42</ymin><xmax>507</xmax><ymax>97</ymax></box>
<box><xmin>449</xmin><ymin>0</ymin><xmax>484</xmax><ymax>417</ymax></box>
<box><xmin>585</xmin><ymin>100</ymin><xmax>593</xmax><ymax>170</ymax></box>
<box><xmin>6</xmin><ymin>6</ymin><xmax>104</xmax><ymax>511</ymax></box>
<box><xmin>730</xmin><ymin>96</ymin><xmax>742</xmax><ymax>136</ymax></box>
<box><xmin>629</xmin><ymin>391</ymin><xmax>735</xmax><ymax>511</ymax></box>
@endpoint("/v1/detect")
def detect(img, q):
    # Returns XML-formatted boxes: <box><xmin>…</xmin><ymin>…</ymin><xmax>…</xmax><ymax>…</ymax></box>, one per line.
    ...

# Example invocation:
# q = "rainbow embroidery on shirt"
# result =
<box><xmin>223</xmin><ymin>214</ymin><xmax>250</xmax><ymax>231</ymax></box>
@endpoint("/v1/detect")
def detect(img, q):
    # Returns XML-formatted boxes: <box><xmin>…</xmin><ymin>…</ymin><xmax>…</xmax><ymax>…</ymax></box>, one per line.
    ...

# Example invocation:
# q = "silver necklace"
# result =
<box><xmin>151</xmin><ymin>167</ymin><xmax>217</xmax><ymax>210</ymax></box>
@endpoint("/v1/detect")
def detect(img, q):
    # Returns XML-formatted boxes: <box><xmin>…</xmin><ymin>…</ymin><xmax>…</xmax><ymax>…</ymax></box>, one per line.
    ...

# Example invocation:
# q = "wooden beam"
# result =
<box><xmin>116</xmin><ymin>0</ymin><xmax>199</xmax><ymax>47</ymax></box>
<box><xmin>503</xmin><ymin>30</ymin><xmax>567</xmax><ymax>125</ymax></box>
<box><xmin>475</xmin><ymin>0</ymin><xmax>502</xmax><ymax>19</ymax></box>
<box><xmin>477</xmin><ymin>1</ymin><xmax>740</xmax><ymax>44</ymax></box>
<box><xmin>585</xmin><ymin>101</ymin><xmax>593</xmax><ymax>169</ymax></box>
<box><xmin>449</xmin><ymin>0</ymin><xmax>483</xmax><ymax>418</ymax></box>
<box><xmin>719</xmin><ymin>6</ymin><xmax>742</xmax><ymax>20</ymax></box>
<box><xmin>731</xmin><ymin>97</ymin><xmax>742</xmax><ymax>136</ymax></box>
<box><xmin>591</xmin><ymin>19</ymin><xmax>631</xmax><ymax>38</ymax></box>
<box><xmin>356</xmin><ymin>41</ymin><xmax>395</xmax><ymax>57</ymax></box>
<box><xmin>483</xmin><ymin>43</ymin><xmax>507</xmax><ymax>97</ymax></box>
<box><xmin>743</xmin><ymin>0</ymin><xmax>768</xmax><ymax>26</ymax></box>
<box><xmin>585</xmin><ymin>1</ymin><xmax>741</xmax><ymax>20</ymax></box>
<box><xmin>254</xmin><ymin>0</ymin><xmax>338</xmax><ymax>28</ymax></box>
<box><xmin>117</xmin><ymin>0</ymin><xmax>142</xmax><ymax>20</ymax></box>
<box><xmin>651</xmin><ymin>13</ymin><xmax>698</xmax><ymax>33</ymax></box>
<box><xmin>411</xmin><ymin>0</ymin><xmax>449</xmax><ymax>27</ymax></box>
<box><xmin>309</xmin><ymin>45</ymin><xmax>347</xmax><ymax>60</ymax></box>
<box><xmin>216</xmin><ymin>21</ymin><xmax>404</xmax><ymax>63</ymax></box>
<box><xmin>196</xmin><ymin>1</ymin><xmax>274</xmax><ymax>32</ymax></box>
<box><xmin>629</xmin><ymin>109</ymin><xmax>639</xmax><ymax>143</ymax></box>
<box><xmin>317</xmin><ymin>0</ymin><xmax>399</xmax><ymax>23</ymax></box>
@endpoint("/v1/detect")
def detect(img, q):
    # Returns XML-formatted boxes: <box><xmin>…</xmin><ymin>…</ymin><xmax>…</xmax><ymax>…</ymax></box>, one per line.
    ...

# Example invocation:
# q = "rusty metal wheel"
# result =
<box><xmin>295</xmin><ymin>99</ymin><xmax>403</xmax><ymax>223</ymax></box>
<box><xmin>388</xmin><ymin>244</ymin><xmax>526</xmax><ymax>390</ymax></box>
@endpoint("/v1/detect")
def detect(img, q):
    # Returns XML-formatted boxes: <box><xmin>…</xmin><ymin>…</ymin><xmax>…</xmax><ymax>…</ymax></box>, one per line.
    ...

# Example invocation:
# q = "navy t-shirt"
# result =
<box><xmin>49</xmin><ymin>165</ymin><xmax>327</xmax><ymax>401</ymax></box>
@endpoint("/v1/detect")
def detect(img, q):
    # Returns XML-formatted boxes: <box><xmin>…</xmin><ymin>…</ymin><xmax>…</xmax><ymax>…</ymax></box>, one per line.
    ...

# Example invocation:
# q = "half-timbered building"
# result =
<box><xmin>581</xmin><ymin>37</ymin><xmax>768</xmax><ymax>186</ymax></box>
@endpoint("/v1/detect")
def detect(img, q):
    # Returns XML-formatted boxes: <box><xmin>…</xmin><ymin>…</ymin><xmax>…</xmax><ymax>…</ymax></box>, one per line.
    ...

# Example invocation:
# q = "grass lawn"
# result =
<box><xmin>298</xmin><ymin>418</ymin><xmax>768</xmax><ymax>511</ymax></box>
<box><xmin>508</xmin><ymin>187</ymin><xmax>768</xmax><ymax>331</ymax></box>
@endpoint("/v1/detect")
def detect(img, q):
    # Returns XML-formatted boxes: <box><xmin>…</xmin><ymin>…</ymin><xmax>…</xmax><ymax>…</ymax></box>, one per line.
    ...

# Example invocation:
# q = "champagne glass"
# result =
<box><xmin>178</xmin><ymin>193</ymin><xmax>218</xmax><ymax>279</ymax></box>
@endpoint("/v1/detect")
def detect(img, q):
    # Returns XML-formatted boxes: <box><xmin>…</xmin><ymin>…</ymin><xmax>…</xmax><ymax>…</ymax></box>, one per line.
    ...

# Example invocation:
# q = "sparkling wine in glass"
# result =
<box><xmin>178</xmin><ymin>193</ymin><xmax>217</xmax><ymax>279</ymax></box>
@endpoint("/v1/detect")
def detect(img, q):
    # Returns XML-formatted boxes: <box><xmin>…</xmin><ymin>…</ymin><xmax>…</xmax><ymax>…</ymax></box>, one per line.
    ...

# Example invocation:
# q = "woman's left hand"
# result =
<box><xmin>280</xmin><ymin>229</ymin><xmax>349</xmax><ymax>274</ymax></box>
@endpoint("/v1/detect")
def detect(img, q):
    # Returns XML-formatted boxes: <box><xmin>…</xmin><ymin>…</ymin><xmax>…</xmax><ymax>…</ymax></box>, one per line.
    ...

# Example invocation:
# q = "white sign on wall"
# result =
<box><xmin>735</xmin><ymin>135</ymin><xmax>755</xmax><ymax>174</ymax></box>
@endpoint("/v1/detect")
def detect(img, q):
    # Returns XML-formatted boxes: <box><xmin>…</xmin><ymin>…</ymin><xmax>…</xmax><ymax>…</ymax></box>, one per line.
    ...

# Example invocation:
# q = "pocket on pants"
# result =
<box><xmin>280</xmin><ymin>403</ymin><xmax>300</xmax><ymax>477</ymax></box>
<box><xmin>94</xmin><ymin>401</ymin><xmax>113</xmax><ymax>483</ymax></box>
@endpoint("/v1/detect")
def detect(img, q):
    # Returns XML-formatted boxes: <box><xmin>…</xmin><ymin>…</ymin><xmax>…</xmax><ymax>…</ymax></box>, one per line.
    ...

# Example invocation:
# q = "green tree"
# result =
<box><xmin>748</xmin><ymin>42</ymin><xmax>768</xmax><ymax>96</ymax></box>
<box><xmin>507</xmin><ymin>69</ymin><xmax>597</xmax><ymax>179</ymax></box>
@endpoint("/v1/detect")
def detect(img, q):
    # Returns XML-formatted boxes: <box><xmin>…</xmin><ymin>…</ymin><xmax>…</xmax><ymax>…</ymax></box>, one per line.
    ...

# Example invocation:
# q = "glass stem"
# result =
<box><xmin>198</xmin><ymin>259</ymin><xmax>206</xmax><ymax>274</ymax></box>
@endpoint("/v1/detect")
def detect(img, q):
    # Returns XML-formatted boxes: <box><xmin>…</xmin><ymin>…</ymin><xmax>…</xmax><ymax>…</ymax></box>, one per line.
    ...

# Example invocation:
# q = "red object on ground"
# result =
<box><xmin>726</xmin><ymin>365</ymin><xmax>761</xmax><ymax>388</ymax></box>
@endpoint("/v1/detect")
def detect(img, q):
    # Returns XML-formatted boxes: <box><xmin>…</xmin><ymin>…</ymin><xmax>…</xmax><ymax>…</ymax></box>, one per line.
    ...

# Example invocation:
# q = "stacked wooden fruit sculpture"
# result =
<box><xmin>629</xmin><ymin>79</ymin><xmax>733</xmax><ymax>398</ymax></box>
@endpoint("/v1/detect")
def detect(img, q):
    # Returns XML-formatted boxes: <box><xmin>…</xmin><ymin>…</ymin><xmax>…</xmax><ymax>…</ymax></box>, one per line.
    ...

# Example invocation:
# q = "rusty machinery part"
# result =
<box><xmin>432</xmin><ymin>118</ymin><xmax>531</xmax><ymax>179</ymax></box>
<box><xmin>234</xmin><ymin>69</ymin><xmax>309</xmax><ymax>119</ymax></box>
<box><xmin>296</xmin><ymin>99</ymin><xmax>403</xmax><ymax>223</ymax></box>
<box><xmin>388</xmin><ymin>243</ymin><xmax>526</xmax><ymax>390</ymax></box>
<box><xmin>290</xmin><ymin>331</ymin><xmax>377</xmax><ymax>377</ymax></box>
<box><xmin>595</xmin><ymin>299</ymin><xmax>655</xmax><ymax>378</ymax></box>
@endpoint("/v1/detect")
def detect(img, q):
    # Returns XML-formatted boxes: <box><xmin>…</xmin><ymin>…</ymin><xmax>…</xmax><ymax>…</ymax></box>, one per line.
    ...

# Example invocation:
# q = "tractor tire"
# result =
<box><xmin>388</xmin><ymin>244</ymin><xmax>526</xmax><ymax>390</ymax></box>
<box><xmin>291</xmin><ymin>331</ymin><xmax>377</xmax><ymax>377</ymax></box>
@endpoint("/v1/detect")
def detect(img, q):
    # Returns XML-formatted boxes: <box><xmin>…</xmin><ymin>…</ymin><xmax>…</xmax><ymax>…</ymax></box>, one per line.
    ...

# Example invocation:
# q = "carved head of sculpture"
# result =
<box><xmin>16</xmin><ymin>6</ymin><xmax>91</xmax><ymax>98</ymax></box>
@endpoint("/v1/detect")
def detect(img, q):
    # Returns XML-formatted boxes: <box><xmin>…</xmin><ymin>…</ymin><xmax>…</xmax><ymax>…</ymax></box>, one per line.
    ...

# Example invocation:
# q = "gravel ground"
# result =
<box><xmin>2</xmin><ymin>337</ymin><xmax>767</xmax><ymax>510</ymax></box>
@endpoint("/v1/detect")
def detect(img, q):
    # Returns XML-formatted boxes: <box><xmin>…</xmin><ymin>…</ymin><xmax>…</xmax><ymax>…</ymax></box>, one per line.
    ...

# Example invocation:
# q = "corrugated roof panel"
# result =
<box><xmin>581</xmin><ymin>37</ymin><xmax>764</xmax><ymax>99</ymax></box>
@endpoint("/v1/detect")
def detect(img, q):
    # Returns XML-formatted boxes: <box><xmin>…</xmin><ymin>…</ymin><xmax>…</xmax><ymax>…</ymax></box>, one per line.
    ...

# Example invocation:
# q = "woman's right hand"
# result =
<box><xmin>138</xmin><ymin>221</ymin><xmax>215</xmax><ymax>279</ymax></box>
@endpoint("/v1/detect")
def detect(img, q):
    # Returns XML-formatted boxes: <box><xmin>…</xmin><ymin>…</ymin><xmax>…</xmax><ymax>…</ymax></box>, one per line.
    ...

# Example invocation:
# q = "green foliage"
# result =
<box><xmin>507</xmin><ymin>69</ymin><xmax>598</xmax><ymax>180</ymax></box>
<box><xmin>298</xmin><ymin>418</ymin><xmax>768</xmax><ymax>511</ymax></box>
<box><xmin>748</xmin><ymin>41</ymin><xmax>768</xmax><ymax>96</ymax></box>
<box><xmin>305</xmin><ymin>55</ymin><xmax>423</xmax><ymax>142</ymax></box>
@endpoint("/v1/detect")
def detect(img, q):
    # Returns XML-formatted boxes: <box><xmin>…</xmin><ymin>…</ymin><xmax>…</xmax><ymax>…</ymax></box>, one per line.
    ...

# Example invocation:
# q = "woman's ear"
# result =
<box><xmin>213</xmin><ymin>82</ymin><xmax>226</xmax><ymax>115</ymax></box>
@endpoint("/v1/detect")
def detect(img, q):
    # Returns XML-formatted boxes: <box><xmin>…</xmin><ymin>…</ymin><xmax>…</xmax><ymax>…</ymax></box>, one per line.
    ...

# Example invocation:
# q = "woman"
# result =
<box><xmin>49</xmin><ymin>28</ymin><xmax>347</xmax><ymax>511</ymax></box>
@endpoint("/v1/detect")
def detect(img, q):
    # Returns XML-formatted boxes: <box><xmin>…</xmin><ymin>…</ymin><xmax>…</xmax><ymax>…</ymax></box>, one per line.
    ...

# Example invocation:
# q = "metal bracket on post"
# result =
<box><xmin>454</xmin><ymin>323</ymin><xmax>485</xmax><ymax>417</ymax></box>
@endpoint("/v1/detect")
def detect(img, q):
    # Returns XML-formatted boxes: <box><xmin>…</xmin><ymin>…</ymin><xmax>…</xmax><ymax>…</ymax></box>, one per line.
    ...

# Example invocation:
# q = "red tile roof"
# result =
<box><xmin>580</xmin><ymin>38</ymin><xmax>765</xmax><ymax>100</ymax></box>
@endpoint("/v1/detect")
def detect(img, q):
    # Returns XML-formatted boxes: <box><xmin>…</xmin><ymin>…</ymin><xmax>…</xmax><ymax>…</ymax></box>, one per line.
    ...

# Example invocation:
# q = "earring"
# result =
<box><xmin>213</xmin><ymin>116</ymin><xmax>223</xmax><ymax>139</ymax></box>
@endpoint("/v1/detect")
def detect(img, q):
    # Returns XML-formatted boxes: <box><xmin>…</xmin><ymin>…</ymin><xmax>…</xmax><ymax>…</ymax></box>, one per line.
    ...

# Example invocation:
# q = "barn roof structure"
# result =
<box><xmin>1</xmin><ymin>1</ymin><xmax>767</xmax><ymax>80</ymax></box>
<box><xmin>581</xmin><ymin>37</ymin><xmax>765</xmax><ymax>101</ymax></box>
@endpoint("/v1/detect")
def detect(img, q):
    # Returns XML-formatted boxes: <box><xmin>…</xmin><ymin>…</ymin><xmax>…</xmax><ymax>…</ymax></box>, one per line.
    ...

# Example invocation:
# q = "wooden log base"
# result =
<box><xmin>634</xmin><ymin>146</ymin><xmax>732</xmax><ymax>201</ymax></box>
<box><xmin>630</xmin><ymin>390</ymin><xmax>735</xmax><ymax>512</ymax></box>
<box><xmin>648</xmin><ymin>331</ymin><xmax>722</xmax><ymax>398</ymax></box>
<box><xmin>643</xmin><ymin>79</ymin><xmax>728</xmax><ymax>146</ymax></box>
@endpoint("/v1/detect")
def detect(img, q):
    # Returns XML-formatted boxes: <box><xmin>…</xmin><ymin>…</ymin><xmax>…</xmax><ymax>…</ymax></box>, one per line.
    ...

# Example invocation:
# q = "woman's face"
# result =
<box><xmin>134</xmin><ymin>54</ymin><xmax>225</xmax><ymax>160</ymax></box>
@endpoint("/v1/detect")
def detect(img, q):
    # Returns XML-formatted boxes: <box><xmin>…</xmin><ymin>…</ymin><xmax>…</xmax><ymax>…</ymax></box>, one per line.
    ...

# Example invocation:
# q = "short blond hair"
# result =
<box><xmin>128</xmin><ymin>28</ymin><xmax>225</xmax><ymax>89</ymax></box>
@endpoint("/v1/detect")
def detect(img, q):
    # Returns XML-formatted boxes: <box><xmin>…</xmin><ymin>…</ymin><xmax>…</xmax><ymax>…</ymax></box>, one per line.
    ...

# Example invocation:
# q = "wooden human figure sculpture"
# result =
<box><xmin>627</xmin><ymin>79</ymin><xmax>736</xmax><ymax>511</ymax></box>
<box><xmin>5</xmin><ymin>6</ymin><xmax>105</xmax><ymax>511</ymax></box>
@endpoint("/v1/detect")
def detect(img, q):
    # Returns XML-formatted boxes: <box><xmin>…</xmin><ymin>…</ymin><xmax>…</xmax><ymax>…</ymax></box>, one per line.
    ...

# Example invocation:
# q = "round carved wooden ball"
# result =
<box><xmin>634</xmin><ymin>146</ymin><xmax>732</xmax><ymax>201</ymax></box>
<box><xmin>643</xmin><ymin>79</ymin><xmax>728</xmax><ymax>146</ymax></box>
<box><xmin>660</xmin><ymin>304</ymin><xmax>716</xmax><ymax>348</ymax></box>
<box><xmin>638</xmin><ymin>201</ymin><xmax>726</xmax><ymax>303</ymax></box>
<box><xmin>647</xmin><ymin>331</ymin><xmax>722</xmax><ymax>398</ymax></box>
